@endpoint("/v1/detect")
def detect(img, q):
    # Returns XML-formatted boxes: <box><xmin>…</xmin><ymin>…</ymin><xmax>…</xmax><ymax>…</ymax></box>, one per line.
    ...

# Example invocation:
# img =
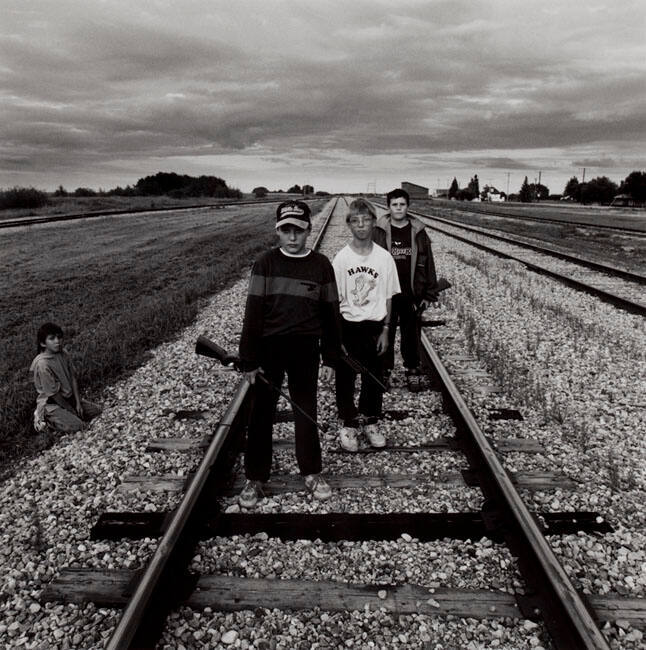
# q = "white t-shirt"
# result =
<box><xmin>332</xmin><ymin>243</ymin><xmax>401</xmax><ymax>322</ymax></box>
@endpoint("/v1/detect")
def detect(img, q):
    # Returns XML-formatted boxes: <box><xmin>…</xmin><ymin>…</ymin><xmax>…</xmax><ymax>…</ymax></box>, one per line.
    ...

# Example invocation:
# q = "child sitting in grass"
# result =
<box><xmin>30</xmin><ymin>322</ymin><xmax>102</xmax><ymax>433</ymax></box>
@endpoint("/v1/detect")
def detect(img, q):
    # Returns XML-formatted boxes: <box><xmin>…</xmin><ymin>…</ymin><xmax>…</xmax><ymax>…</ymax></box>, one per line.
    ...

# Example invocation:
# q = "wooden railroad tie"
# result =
<box><xmin>90</xmin><ymin>511</ymin><xmax>612</xmax><ymax>542</ymax></box>
<box><xmin>118</xmin><ymin>470</ymin><xmax>576</xmax><ymax>494</ymax></box>
<box><xmin>43</xmin><ymin>569</ymin><xmax>646</xmax><ymax>628</ymax></box>
<box><xmin>146</xmin><ymin>436</ymin><xmax>544</xmax><ymax>454</ymax></box>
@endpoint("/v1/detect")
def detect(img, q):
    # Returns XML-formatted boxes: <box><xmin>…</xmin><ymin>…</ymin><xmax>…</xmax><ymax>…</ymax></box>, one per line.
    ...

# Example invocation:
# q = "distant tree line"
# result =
<box><xmin>251</xmin><ymin>184</ymin><xmax>328</xmax><ymax>198</ymax></box>
<box><xmin>563</xmin><ymin>171</ymin><xmax>646</xmax><ymax>205</ymax></box>
<box><xmin>445</xmin><ymin>170</ymin><xmax>645</xmax><ymax>205</ymax></box>
<box><xmin>0</xmin><ymin>186</ymin><xmax>49</xmax><ymax>209</ymax></box>
<box><xmin>51</xmin><ymin>172</ymin><xmax>243</xmax><ymax>201</ymax></box>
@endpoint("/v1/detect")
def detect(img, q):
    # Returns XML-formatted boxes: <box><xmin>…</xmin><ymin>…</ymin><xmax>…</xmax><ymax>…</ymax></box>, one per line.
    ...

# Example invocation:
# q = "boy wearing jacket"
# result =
<box><xmin>373</xmin><ymin>188</ymin><xmax>438</xmax><ymax>389</ymax></box>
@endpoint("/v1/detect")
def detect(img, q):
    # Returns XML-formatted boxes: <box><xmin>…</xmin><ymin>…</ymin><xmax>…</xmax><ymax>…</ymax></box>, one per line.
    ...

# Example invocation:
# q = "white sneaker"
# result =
<box><xmin>338</xmin><ymin>426</ymin><xmax>359</xmax><ymax>452</ymax></box>
<box><xmin>304</xmin><ymin>474</ymin><xmax>332</xmax><ymax>500</ymax></box>
<box><xmin>238</xmin><ymin>480</ymin><xmax>264</xmax><ymax>508</ymax></box>
<box><xmin>364</xmin><ymin>423</ymin><xmax>386</xmax><ymax>448</ymax></box>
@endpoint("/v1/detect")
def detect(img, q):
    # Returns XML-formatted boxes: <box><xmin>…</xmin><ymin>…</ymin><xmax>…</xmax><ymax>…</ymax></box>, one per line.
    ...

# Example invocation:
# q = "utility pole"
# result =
<box><xmin>506</xmin><ymin>172</ymin><xmax>510</xmax><ymax>195</ymax></box>
<box><xmin>582</xmin><ymin>168</ymin><xmax>586</xmax><ymax>183</ymax></box>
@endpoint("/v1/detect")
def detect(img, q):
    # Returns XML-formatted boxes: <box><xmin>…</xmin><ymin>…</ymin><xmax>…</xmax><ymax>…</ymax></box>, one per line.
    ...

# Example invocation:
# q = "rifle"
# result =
<box><xmin>340</xmin><ymin>353</ymin><xmax>388</xmax><ymax>392</ymax></box>
<box><xmin>417</xmin><ymin>277</ymin><xmax>452</xmax><ymax>315</ymax></box>
<box><xmin>195</xmin><ymin>336</ymin><xmax>328</xmax><ymax>434</ymax></box>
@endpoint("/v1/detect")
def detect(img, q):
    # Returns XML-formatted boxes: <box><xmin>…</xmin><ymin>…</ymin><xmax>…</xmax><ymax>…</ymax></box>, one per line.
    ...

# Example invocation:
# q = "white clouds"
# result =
<box><xmin>0</xmin><ymin>0</ymin><xmax>644</xmax><ymax>192</ymax></box>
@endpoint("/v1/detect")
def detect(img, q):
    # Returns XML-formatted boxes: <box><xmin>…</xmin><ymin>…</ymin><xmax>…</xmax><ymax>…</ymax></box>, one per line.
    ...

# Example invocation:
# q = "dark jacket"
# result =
<box><xmin>374</xmin><ymin>215</ymin><xmax>438</xmax><ymax>302</ymax></box>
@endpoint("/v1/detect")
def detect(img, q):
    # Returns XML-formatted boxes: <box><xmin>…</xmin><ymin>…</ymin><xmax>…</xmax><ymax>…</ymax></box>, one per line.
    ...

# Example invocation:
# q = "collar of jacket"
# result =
<box><xmin>376</xmin><ymin>214</ymin><xmax>425</xmax><ymax>234</ymax></box>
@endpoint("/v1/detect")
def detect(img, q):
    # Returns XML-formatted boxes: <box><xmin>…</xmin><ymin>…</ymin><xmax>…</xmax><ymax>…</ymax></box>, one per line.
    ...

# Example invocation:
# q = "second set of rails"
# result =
<box><xmin>38</xmin><ymin>196</ymin><xmax>645</xmax><ymax>648</ymax></box>
<box><xmin>375</xmin><ymin>202</ymin><xmax>646</xmax><ymax>316</ymax></box>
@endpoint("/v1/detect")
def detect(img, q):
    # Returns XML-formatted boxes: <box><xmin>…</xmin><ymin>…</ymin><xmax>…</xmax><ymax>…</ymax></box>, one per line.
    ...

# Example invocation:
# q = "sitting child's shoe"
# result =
<box><xmin>238</xmin><ymin>479</ymin><xmax>264</xmax><ymax>508</ymax></box>
<box><xmin>338</xmin><ymin>425</ymin><xmax>359</xmax><ymax>452</ymax></box>
<box><xmin>364</xmin><ymin>423</ymin><xmax>386</xmax><ymax>448</ymax></box>
<box><xmin>304</xmin><ymin>474</ymin><xmax>332</xmax><ymax>500</ymax></box>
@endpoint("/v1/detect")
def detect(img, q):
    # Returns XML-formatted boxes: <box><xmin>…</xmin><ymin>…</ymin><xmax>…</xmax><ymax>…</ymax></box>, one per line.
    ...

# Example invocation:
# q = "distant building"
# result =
<box><xmin>481</xmin><ymin>185</ymin><xmax>506</xmax><ymax>202</ymax></box>
<box><xmin>611</xmin><ymin>193</ymin><xmax>644</xmax><ymax>207</ymax></box>
<box><xmin>401</xmin><ymin>182</ymin><xmax>429</xmax><ymax>198</ymax></box>
<box><xmin>433</xmin><ymin>188</ymin><xmax>449</xmax><ymax>198</ymax></box>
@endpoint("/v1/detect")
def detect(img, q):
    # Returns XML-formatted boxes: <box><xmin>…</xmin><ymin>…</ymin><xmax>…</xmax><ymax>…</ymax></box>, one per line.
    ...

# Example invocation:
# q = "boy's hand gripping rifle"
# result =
<box><xmin>416</xmin><ymin>277</ymin><xmax>452</xmax><ymax>316</ymax></box>
<box><xmin>195</xmin><ymin>335</ymin><xmax>328</xmax><ymax>434</ymax></box>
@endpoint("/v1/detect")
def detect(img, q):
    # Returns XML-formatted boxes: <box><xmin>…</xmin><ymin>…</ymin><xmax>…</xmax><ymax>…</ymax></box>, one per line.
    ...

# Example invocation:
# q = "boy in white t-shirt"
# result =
<box><xmin>332</xmin><ymin>198</ymin><xmax>400</xmax><ymax>451</ymax></box>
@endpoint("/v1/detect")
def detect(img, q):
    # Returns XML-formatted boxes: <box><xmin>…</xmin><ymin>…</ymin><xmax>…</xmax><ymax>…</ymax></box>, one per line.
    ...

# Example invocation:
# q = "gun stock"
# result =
<box><xmin>432</xmin><ymin>277</ymin><xmax>451</xmax><ymax>295</ymax></box>
<box><xmin>195</xmin><ymin>336</ymin><xmax>239</xmax><ymax>367</ymax></box>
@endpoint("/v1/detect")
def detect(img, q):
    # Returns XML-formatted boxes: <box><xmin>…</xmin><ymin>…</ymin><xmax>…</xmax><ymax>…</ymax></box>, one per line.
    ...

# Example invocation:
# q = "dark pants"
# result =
<box><xmin>245</xmin><ymin>335</ymin><xmax>322</xmax><ymax>482</ymax></box>
<box><xmin>384</xmin><ymin>293</ymin><xmax>420</xmax><ymax>372</ymax></box>
<box><xmin>336</xmin><ymin>319</ymin><xmax>385</xmax><ymax>425</ymax></box>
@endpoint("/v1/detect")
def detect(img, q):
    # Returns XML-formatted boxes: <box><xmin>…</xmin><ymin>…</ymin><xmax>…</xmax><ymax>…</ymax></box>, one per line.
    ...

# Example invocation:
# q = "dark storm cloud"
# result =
<box><xmin>1</xmin><ymin>0</ymin><xmax>645</xmax><ymax>190</ymax></box>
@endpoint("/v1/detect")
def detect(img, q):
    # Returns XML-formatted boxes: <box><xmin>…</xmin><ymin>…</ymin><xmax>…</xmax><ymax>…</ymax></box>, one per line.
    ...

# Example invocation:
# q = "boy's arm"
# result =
<box><xmin>239</xmin><ymin>259</ymin><xmax>266</xmax><ymax>373</ymax></box>
<box><xmin>71</xmin><ymin>375</ymin><xmax>83</xmax><ymax>416</ymax></box>
<box><xmin>33</xmin><ymin>359</ymin><xmax>74</xmax><ymax>414</ymax></box>
<box><xmin>50</xmin><ymin>391</ymin><xmax>77</xmax><ymax>414</ymax></box>
<box><xmin>319</xmin><ymin>258</ymin><xmax>342</xmax><ymax>368</ymax></box>
<box><xmin>376</xmin><ymin>297</ymin><xmax>393</xmax><ymax>355</ymax></box>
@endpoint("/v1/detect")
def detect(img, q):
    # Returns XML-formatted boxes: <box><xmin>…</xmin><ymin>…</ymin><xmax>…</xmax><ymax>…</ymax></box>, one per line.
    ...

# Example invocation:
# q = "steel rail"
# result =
<box><xmin>406</xmin><ymin>207</ymin><xmax>646</xmax><ymax>285</ymax></box>
<box><xmin>418</xmin><ymin>330</ymin><xmax>610</xmax><ymax>649</ymax></box>
<box><xmin>425</xmin><ymin>221</ymin><xmax>646</xmax><ymax>315</ymax></box>
<box><xmin>428</xmin><ymin>199</ymin><xmax>646</xmax><ymax>236</ymax></box>
<box><xmin>106</xmin><ymin>377</ymin><xmax>250</xmax><ymax>649</ymax></box>
<box><xmin>312</xmin><ymin>196</ymin><xmax>342</xmax><ymax>249</ymax></box>
<box><xmin>105</xmin><ymin>195</ymin><xmax>342</xmax><ymax>649</ymax></box>
<box><xmin>369</xmin><ymin>203</ymin><xmax>646</xmax><ymax>317</ymax></box>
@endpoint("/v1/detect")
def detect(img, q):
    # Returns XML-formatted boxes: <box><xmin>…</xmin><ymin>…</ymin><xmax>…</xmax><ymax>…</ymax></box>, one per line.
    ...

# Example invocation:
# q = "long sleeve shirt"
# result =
<box><xmin>239</xmin><ymin>248</ymin><xmax>342</xmax><ymax>371</ymax></box>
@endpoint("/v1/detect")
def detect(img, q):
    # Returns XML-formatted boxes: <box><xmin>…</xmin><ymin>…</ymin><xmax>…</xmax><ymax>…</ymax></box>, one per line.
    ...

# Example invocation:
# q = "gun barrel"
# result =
<box><xmin>195</xmin><ymin>336</ymin><xmax>237</xmax><ymax>366</ymax></box>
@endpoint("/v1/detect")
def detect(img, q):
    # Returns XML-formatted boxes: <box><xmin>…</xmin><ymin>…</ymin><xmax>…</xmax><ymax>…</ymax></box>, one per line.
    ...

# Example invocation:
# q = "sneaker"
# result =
<box><xmin>304</xmin><ymin>474</ymin><xmax>332</xmax><ymax>500</ymax></box>
<box><xmin>406</xmin><ymin>368</ymin><xmax>423</xmax><ymax>392</ymax></box>
<box><xmin>364</xmin><ymin>423</ymin><xmax>386</xmax><ymax>448</ymax></box>
<box><xmin>338</xmin><ymin>426</ymin><xmax>359</xmax><ymax>452</ymax></box>
<box><xmin>238</xmin><ymin>479</ymin><xmax>264</xmax><ymax>508</ymax></box>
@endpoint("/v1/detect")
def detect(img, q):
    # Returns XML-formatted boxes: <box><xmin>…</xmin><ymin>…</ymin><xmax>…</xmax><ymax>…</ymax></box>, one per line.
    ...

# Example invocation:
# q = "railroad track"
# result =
<box><xmin>0</xmin><ymin>197</ymin><xmax>324</xmax><ymax>230</ymax></box>
<box><xmin>41</xmin><ymin>196</ymin><xmax>645</xmax><ymax>648</ymax></box>
<box><xmin>426</xmin><ymin>199</ymin><xmax>646</xmax><ymax>236</ymax></box>
<box><xmin>375</xmin><ymin>203</ymin><xmax>646</xmax><ymax>317</ymax></box>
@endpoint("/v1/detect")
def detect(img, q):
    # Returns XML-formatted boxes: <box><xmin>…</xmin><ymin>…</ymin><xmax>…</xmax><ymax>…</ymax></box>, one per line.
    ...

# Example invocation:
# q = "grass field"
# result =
<box><xmin>0</xmin><ymin>199</ymin><xmax>327</xmax><ymax>473</ymax></box>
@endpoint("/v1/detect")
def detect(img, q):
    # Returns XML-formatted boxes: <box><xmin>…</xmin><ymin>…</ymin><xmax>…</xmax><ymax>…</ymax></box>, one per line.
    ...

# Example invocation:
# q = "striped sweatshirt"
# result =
<box><xmin>239</xmin><ymin>247</ymin><xmax>342</xmax><ymax>371</ymax></box>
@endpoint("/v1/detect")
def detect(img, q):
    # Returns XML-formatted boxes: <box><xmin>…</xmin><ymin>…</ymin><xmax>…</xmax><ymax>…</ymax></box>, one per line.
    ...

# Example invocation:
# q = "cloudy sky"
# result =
<box><xmin>2</xmin><ymin>0</ymin><xmax>645</xmax><ymax>195</ymax></box>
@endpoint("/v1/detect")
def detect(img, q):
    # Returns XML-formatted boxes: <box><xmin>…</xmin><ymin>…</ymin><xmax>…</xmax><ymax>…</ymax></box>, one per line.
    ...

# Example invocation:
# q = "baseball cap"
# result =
<box><xmin>275</xmin><ymin>200</ymin><xmax>311</xmax><ymax>230</ymax></box>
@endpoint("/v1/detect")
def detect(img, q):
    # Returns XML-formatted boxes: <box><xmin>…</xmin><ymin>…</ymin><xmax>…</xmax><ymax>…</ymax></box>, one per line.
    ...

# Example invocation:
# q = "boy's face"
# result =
<box><xmin>388</xmin><ymin>197</ymin><xmax>409</xmax><ymax>223</ymax></box>
<box><xmin>43</xmin><ymin>334</ymin><xmax>62</xmax><ymax>353</ymax></box>
<box><xmin>277</xmin><ymin>224</ymin><xmax>310</xmax><ymax>255</ymax></box>
<box><xmin>347</xmin><ymin>212</ymin><xmax>376</xmax><ymax>241</ymax></box>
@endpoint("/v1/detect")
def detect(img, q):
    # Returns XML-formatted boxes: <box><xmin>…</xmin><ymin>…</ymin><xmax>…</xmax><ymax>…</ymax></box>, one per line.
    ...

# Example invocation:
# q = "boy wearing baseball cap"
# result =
<box><xmin>237</xmin><ymin>200</ymin><xmax>341</xmax><ymax>508</ymax></box>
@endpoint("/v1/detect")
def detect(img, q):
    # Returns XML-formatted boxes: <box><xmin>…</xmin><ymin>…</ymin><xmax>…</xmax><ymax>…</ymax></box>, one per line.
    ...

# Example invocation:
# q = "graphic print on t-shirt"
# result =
<box><xmin>391</xmin><ymin>223</ymin><xmax>412</xmax><ymax>260</ymax></box>
<box><xmin>347</xmin><ymin>264</ymin><xmax>379</xmax><ymax>306</ymax></box>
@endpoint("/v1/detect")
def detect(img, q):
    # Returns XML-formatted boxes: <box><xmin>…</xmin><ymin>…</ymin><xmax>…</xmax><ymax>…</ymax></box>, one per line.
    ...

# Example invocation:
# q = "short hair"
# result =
<box><xmin>346</xmin><ymin>198</ymin><xmax>377</xmax><ymax>222</ymax></box>
<box><xmin>37</xmin><ymin>322</ymin><xmax>63</xmax><ymax>352</ymax></box>
<box><xmin>386</xmin><ymin>188</ymin><xmax>410</xmax><ymax>205</ymax></box>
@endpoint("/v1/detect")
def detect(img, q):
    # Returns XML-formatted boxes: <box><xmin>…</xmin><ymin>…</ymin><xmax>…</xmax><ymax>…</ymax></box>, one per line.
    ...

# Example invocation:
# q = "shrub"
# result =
<box><xmin>0</xmin><ymin>186</ymin><xmax>49</xmax><ymax>210</ymax></box>
<box><xmin>73</xmin><ymin>187</ymin><xmax>97</xmax><ymax>197</ymax></box>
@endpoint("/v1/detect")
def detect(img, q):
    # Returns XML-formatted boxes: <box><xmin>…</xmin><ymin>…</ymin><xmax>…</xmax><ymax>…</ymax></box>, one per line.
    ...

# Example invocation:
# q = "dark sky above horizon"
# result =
<box><xmin>2</xmin><ymin>0</ymin><xmax>645</xmax><ymax>195</ymax></box>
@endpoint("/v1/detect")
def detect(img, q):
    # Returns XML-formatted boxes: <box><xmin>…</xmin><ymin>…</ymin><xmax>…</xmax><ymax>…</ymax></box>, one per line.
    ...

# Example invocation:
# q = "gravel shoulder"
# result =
<box><xmin>1</xmin><ymin>201</ymin><xmax>644</xmax><ymax>649</ymax></box>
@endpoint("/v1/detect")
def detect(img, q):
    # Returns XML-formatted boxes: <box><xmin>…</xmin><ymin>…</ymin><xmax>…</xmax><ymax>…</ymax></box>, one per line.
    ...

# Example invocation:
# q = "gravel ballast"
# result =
<box><xmin>1</xmin><ymin>198</ymin><xmax>644</xmax><ymax>648</ymax></box>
